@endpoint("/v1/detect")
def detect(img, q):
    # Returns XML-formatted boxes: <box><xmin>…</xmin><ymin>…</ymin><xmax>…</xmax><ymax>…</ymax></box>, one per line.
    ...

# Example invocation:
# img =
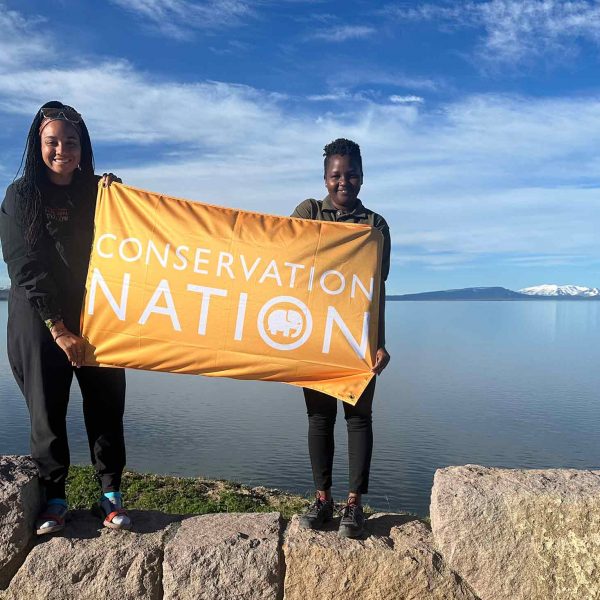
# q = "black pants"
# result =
<box><xmin>7</xmin><ymin>292</ymin><xmax>126</xmax><ymax>499</ymax></box>
<box><xmin>304</xmin><ymin>377</ymin><xmax>375</xmax><ymax>495</ymax></box>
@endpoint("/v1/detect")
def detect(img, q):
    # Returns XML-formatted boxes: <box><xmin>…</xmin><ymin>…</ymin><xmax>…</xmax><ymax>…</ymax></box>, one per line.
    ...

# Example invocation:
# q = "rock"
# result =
<box><xmin>0</xmin><ymin>455</ymin><xmax>40</xmax><ymax>590</ymax></box>
<box><xmin>430</xmin><ymin>465</ymin><xmax>600</xmax><ymax>600</ymax></box>
<box><xmin>0</xmin><ymin>510</ymin><xmax>178</xmax><ymax>600</ymax></box>
<box><xmin>162</xmin><ymin>512</ymin><xmax>281</xmax><ymax>600</ymax></box>
<box><xmin>283</xmin><ymin>513</ymin><xmax>479</xmax><ymax>600</ymax></box>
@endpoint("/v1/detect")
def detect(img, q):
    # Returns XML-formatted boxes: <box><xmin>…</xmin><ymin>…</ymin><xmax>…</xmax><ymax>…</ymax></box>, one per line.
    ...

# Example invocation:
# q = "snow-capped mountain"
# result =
<box><xmin>518</xmin><ymin>284</ymin><xmax>600</xmax><ymax>297</ymax></box>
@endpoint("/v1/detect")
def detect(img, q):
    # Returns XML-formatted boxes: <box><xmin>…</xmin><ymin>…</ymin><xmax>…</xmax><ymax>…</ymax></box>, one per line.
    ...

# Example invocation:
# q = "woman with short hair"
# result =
<box><xmin>292</xmin><ymin>138</ymin><xmax>391</xmax><ymax>538</ymax></box>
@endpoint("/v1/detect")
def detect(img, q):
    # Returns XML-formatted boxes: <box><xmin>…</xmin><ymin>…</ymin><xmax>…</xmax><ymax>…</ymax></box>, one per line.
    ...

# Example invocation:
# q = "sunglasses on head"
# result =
<box><xmin>40</xmin><ymin>106</ymin><xmax>82</xmax><ymax>123</ymax></box>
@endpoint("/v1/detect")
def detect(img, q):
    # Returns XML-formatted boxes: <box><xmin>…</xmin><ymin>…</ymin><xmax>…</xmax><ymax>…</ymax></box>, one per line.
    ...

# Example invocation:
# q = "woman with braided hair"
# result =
<box><xmin>0</xmin><ymin>101</ymin><xmax>131</xmax><ymax>534</ymax></box>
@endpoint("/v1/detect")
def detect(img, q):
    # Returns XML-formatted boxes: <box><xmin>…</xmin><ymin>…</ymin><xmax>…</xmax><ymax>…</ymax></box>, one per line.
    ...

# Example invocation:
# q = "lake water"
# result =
<box><xmin>1</xmin><ymin>300</ymin><xmax>599</xmax><ymax>516</ymax></box>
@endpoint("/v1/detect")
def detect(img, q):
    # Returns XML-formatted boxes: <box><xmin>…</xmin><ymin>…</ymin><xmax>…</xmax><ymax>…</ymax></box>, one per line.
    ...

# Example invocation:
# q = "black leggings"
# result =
<box><xmin>304</xmin><ymin>377</ymin><xmax>375</xmax><ymax>495</ymax></box>
<box><xmin>7</xmin><ymin>292</ymin><xmax>126</xmax><ymax>499</ymax></box>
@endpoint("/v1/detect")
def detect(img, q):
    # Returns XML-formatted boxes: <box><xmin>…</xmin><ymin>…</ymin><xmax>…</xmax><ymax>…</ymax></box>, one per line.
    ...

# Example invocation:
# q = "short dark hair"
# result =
<box><xmin>15</xmin><ymin>100</ymin><xmax>95</xmax><ymax>247</ymax></box>
<box><xmin>323</xmin><ymin>138</ymin><xmax>363</xmax><ymax>177</ymax></box>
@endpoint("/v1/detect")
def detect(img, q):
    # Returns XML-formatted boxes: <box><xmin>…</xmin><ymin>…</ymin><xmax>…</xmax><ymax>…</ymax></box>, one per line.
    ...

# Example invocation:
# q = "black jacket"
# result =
<box><xmin>0</xmin><ymin>173</ymin><xmax>99</xmax><ymax>331</ymax></box>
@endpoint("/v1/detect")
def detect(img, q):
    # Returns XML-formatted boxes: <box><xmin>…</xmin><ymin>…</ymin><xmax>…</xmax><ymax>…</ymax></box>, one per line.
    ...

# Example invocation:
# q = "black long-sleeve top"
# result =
<box><xmin>0</xmin><ymin>173</ymin><xmax>99</xmax><ymax>332</ymax></box>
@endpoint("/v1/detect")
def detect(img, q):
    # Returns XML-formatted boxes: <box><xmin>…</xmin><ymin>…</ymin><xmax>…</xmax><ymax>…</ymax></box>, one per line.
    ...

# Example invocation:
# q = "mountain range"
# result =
<box><xmin>518</xmin><ymin>284</ymin><xmax>599</xmax><ymax>297</ymax></box>
<box><xmin>389</xmin><ymin>285</ymin><xmax>600</xmax><ymax>301</ymax></box>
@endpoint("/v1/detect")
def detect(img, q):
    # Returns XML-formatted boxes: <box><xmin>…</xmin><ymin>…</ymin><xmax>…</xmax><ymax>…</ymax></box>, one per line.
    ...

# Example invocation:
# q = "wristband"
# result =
<box><xmin>45</xmin><ymin>317</ymin><xmax>63</xmax><ymax>330</ymax></box>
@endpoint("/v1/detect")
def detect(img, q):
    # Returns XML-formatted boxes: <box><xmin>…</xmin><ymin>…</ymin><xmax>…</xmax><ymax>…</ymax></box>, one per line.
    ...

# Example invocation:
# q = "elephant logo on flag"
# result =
<box><xmin>268</xmin><ymin>309</ymin><xmax>303</xmax><ymax>337</ymax></box>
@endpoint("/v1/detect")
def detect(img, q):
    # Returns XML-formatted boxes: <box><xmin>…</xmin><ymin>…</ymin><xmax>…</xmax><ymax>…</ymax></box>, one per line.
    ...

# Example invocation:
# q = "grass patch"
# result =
<box><xmin>66</xmin><ymin>466</ymin><xmax>310</xmax><ymax>519</ymax></box>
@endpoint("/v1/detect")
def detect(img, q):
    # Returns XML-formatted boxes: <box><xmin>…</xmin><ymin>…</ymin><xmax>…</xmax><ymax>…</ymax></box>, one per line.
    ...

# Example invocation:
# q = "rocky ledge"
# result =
<box><xmin>1</xmin><ymin>456</ymin><xmax>599</xmax><ymax>599</ymax></box>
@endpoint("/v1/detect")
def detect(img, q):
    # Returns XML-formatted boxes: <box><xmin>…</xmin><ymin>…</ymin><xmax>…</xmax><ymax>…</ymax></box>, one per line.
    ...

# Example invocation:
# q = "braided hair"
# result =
<box><xmin>323</xmin><ymin>138</ymin><xmax>363</xmax><ymax>177</ymax></box>
<box><xmin>15</xmin><ymin>100</ymin><xmax>95</xmax><ymax>247</ymax></box>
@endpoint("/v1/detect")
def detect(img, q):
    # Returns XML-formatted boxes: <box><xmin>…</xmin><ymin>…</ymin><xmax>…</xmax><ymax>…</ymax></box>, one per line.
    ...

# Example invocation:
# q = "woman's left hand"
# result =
<box><xmin>101</xmin><ymin>173</ymin><xmax>122</xmax><ymax>188</ymax></box>
<box><xmin>372</xmin><ymin>346</ymin><xmax>390</xmax><ymax>375</ymax></box>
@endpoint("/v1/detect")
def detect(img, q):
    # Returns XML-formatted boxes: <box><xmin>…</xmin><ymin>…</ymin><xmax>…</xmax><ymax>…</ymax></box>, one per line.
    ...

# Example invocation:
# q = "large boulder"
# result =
<box><xmin>283</xmin><ymin>513</ymin><xmax>479</xmax><ymax>600</ymax></box>
<box><xmin>430</xmin><ymin>465</ymin><xmax>600</xmax><ymax>600</ymax></box>
<box><xmin>0</xmin><ymin>455</ymin><xmax>40</xmax><ymax>590</ymax></box>
<box><xmin>162</xmin><ymin>512</ymin><xmax>281</xmax><ymax>600</ymax></box>
<box><xmin>0</xmin><ymin>510</ymin><xmax>177</xmax><ymax>600</ymax></box>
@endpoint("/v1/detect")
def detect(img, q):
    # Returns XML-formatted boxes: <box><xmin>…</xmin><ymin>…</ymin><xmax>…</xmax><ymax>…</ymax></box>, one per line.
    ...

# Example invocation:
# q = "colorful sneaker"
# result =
<box><xmin>94</xmin><ymin>492</ymin><xmax>132</xmax><ymax>530</ymax></box>
<box><xmin>338</xmin><ymin>499</ymin><xmax>365</xmax><ymax>538</ymax></box>
<box><xmin>298</xmin><ymin>494</ymin><xmax>334</xmax><ymax>530</ymax></box>
<box><xmin>35</xmin><ymin>500</ymin><xmax>68</xmax><ymax>536</ymax></box>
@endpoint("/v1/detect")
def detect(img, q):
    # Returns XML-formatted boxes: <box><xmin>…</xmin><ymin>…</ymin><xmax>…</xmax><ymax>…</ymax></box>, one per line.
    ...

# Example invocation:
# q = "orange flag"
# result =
<box><xmin>81</xmin><ymin>183</ymin><xmax>383</xmax><ymax>404</ymax></box>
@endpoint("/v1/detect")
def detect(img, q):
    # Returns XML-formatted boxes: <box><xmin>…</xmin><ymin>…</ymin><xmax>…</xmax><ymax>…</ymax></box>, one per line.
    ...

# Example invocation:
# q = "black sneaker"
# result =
<box><xmin>298</xmin><ymin>495</ymin><xmax>334</xmax><ymax>530</ymax></box>
<box><xmin>338</xmin><ymin>501</ymin><xmax>365</xmax><ymax>538</ymax></box>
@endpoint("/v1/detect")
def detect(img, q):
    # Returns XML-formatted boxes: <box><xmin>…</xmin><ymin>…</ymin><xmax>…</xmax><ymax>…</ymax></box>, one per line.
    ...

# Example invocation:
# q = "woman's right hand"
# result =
<box><xmin>53</xmin><ymin>325</ymin><xmax>87</xmax><ymax>368</ymax></box>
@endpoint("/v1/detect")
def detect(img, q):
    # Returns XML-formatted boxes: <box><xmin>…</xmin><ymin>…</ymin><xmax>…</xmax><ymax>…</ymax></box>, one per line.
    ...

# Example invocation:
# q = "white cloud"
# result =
<box><xmin>109</xmin><ymin>0</ymin><xmax>254</xmax><ymax>39</ymax></box>
<box><xmin>3</xmin><ymin>62</ymin><xmax>600</xmax><ymax>274</ymax></box>
<box><xmin>0</xmin><ymin>62</ymin><xmax>286</xmax><ymax>147</ymax></box>
<box><xmin>0</xmin><ymin>4</ymin><xmax>48</xmax><ymax>68</ymax></box>
<box><xmin>336</xmin><ymin>69</ymin><xmax>440</xmax><ymax>92</ymax></box>
<box><xmin>389</xmin><ymin>95</ymin><xmax>424</xmax><ymax>104</ymax></box>
<box><xmin>307</xmin><ymin>90</ymin><xmax>377</xmax><ymax>102</ymax></box>
<box><xmin>309</xmin><ymin>25</ymin><xmax>376</xmax><ymax>42</ymax></box>
<box><xmin>387</xmin><ymin>0</ymin><xmax>600</xmax><ymax>66</ymax></box>
<box><xmin>2</xmin><ymin>5</ymin><xmax>600</xmax><ymax>287</ymax></box>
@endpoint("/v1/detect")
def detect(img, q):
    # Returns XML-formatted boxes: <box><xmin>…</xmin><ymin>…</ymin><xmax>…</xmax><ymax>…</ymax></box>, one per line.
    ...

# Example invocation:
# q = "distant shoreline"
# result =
<box><xmin>387</xmin><ymin>296</ymin><xmax>600</xmax><ymax>301</ymax></box>
<box><xmin>1</xmin><ymin>292</ymin><xmax>599</xmax><ymax>302</ymax></box>
<box><xmin>0</xmin><ymin>288</ymin><xmax>600</xmax><ymax>302</ymax></box>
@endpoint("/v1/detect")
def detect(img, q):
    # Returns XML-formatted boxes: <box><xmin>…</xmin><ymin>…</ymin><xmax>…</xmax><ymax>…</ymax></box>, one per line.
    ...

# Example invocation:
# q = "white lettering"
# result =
<box><xmin>145</xmin><ymin>240</ymin><xmax>170</xmax><ymax>268</ymax></box>
<box><xmin>259</xmin><ymin>260</ymin><xmax>282</xmax><ymax>286</ymax></box>
<box><xmin>319</xmin><ymin>270</ymin><xmax>346</xmax><ymax>295</ymax></box>
<box><xmin>87</xmin><ymin>268</ymin><xmax>130</xmax><ymax>321</ymax></box>
<box><xmin>96</xmin><ymin>233</ymin><xmax>116</xmax><ymax>259</ymax></box>
<box><xmin>139</xmin><ymin>279</ymin><xmax>181</xmax><ymax>331</ymax></box>
<box><xmin>119</xmin><ymin>237</ymin><xmax>143</xmax><ymax>262</ymax></box>
<box><xmin>351</xmin><ymin>274</ymin><xmax>374</xmax><ymax>301</ymax></box>
<box><xmin>217</xmin><ymin>252</ymin><xmax>235</xmax><ymax>279</ymax></box>
<box><xmin>240</xmin><ymin>255</ymin><xmax>261</xmax><ymax>281</ymax></box>
<box><xmin>193</xmin><ymin>248</ymin><xmax>211</xmax><ymax>275</ymax></box>
<box><xmin>234</xmin><ymin>292</ymin><xmax>248</xmax><ymax>341</ymax></box>
<box><xmin>284</xmin><ymin>262</ymin><xmax>305</xmax><ymax>288</ymax></box>
<box><xmin>186</xmin><ymin>285</ymin><xmax>228</xmax><ymax>335</ymax></box>
<box><xmin>322</xmin><ymin>307</ymin><xmax>369</xmax><ymax>359</ymax></box>
<box><xmin>173</xmin><ymin>245</ymin><xmax>189</xmax><ymax>271</ymax></box>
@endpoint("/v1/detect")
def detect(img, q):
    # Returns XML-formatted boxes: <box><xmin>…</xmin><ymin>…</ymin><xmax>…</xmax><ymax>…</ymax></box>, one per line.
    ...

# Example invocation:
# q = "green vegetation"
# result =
<box><xmin>66</xmin><ymin>465</ymin><xmax>310</xmax><ymax>519</ymax></box>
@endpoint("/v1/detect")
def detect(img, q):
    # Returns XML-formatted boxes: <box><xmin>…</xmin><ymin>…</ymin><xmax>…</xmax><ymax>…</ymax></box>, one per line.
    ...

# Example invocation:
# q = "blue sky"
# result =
<box><xmin>1</xmin><ymin>0</ymin><xmax>599</xmax><ymax>294</ymax></box>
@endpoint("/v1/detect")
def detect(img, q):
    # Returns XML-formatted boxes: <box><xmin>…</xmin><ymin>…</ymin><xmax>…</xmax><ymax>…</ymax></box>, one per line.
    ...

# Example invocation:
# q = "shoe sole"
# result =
<box><xmin>36</xmin><ymin>523</ymin><xmax>65</xmax><ymax>536</ymax></box>
<box><xmin>298</xmin><ymin>515</ymin><xmax>333</xmax><ymax>530</ymax></box>
<box><xmin>92</xmin><ymin>504</ymin><xmax>132</xmax><ymax>531</ymax></box>
<box><xmin>102</xmin><ymin>519</ymin><xmax>132</xmax><ymax>530</ymax></box>
<box><xmin>338</xmin><ymin>526</ymin><xmax>364</xmax><ymax>538</ymax></box>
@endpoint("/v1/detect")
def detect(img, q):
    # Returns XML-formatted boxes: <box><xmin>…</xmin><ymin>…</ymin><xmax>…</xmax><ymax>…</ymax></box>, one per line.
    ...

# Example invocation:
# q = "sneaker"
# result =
<box><xmin>35</xmin><ymin>500</ymin><xmax>68</xmax><ymax>536</ymax></box>
<box><xmin>94</xmin><ymin>492</ymin><xmax>132</xmax><ymax>530</ymax></box>
<box><xmin>338</xmin><ymin>500</ymin><xmax>365</xmax><ymax>538</ymax></box>
<box><xmin>298</xmin><ymin>494</ymin><xmax>334</xmax><ymax>530</ymax></box>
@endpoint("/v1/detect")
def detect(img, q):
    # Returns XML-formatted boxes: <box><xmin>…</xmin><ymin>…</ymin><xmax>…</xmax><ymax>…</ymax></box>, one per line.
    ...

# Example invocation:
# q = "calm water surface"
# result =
<box><xmin>1</xmin><ymin>300</ymin><xmax>599</xmax><ymax>516</ymax></box>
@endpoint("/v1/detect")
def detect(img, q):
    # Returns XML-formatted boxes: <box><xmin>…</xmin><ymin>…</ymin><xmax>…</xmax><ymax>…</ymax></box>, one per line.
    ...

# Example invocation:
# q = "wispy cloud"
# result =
<box><xmin>109</xmin><ymin>0</ymin><xmax>254</xmax><ymax>39</ymax></box>
<box><xmin>0</xmin><ymin>4</ymin><xmax>48</xmax><ymax>68</ymax></box>
<box><xmin>386</xmin><ymin>0</ymin><xmax>600</xmax><ymax>66</ymax></box>
<box><xmin>336</xmin><ymin>68</ymin><xmax>440</xmax><ymax>92</ymax></box>
<box><xmin>390</xmin><ymin>95</ymin><xmax>424</xmax><ymax>104</ymax></box>
<box><xmin>307</xmin><ymin>90</ymin><xmax>379</xmax><ymax>102</ymax></box>
<box><xmin>309</xmin><ymin>25</ymin><xmax>376</xmax><ymax>42</ymax></box>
